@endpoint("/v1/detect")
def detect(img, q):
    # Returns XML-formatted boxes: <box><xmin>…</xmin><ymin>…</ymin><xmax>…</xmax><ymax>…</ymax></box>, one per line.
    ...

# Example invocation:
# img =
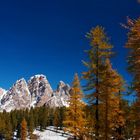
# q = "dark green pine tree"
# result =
<box><xmin>54</xmin><ymin>107</ymin><xmax>61</xmax><ymax>131</ymax></box>
<box><xmin>33</xmin><ymin>107</ymin><xmax>39</xmax><ymax>128</ymax></box>
<box><xmin>0</xmin><ymin>113</ymin><xmax>6</xmax><ymax>139</ymax></box>
<box><xmin>0</xmin><ymin>112</ymin><xmax>13</xmax><ymax>140</ymax></box>
<box><xmin>10</xmin><ymin>110</ymin><xmax>18</xmax><ymax>132</ymax></box>
<box><xmin>28</xmin><ymin>112</ymin><xmax>35</xmax><ymax>139</ymax></box>
<box><xmin>59</xmin><ymin>107</ymin><xmax>66</xmax><ymax>130</ymax></box>
<box><xmin>48</xmin><ymin>108</ymin><xmax>54</xmax><ymax>126</ymax></box>
<box><xmin>4</xmin><ymin>118</ymin><xmax>13</xmax><ymax>140</ymax></box>
<box><xmin>39</xmin><ymin>106</ymin><xmax>49</xmax><ymax>130</ymax></box>
<box><xmin>16</xmin><ymin>123</ymin><xmax>21</xmax><ymax>139</ymax></box>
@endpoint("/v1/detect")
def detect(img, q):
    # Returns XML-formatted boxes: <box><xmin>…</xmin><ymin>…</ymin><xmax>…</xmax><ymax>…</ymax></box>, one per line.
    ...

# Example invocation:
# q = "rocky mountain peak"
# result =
<box><xmin>58</xmin><ymin>81</ymin><xmax>66</xmax><ymax>87</ymax></box>
<box><xmin>12</xmin><ymin>78</ymin><xmax>30</xmax><ymax>95</ymax></box>
<box><xmin>56</xmin><ymin>81</ymin><xmax>70</xmax><ymax>96</ymax></box>
<box><xmin>46</xmin><ymin>80</ymin><xmax>70</xmax><ymax>108</ymax></box>
<box><xmin>28</xmin><ymin>74</ymin><xmax>53</xmax><ymax>93</ymax></box>
<box><xmin>0</xmin><ymin>74</ymin><xmax>71</xmax><ymax>112</ymax></box>
<box><xmin>28</xmin><ymin>74</ymin><xmax>53</xmax><ymax>107</ymax></box>
<box><xmin>0</xmin><ymin>78</ymin><xmax>31</xmax><ymax>112</ymax></box>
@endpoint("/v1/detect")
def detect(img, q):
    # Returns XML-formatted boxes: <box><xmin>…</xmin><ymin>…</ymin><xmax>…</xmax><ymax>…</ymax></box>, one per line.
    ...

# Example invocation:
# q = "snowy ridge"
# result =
<box><xmin>0</xmin><ymin>74</ymin><xmax>70</xmax><ymax>112</ymax></box>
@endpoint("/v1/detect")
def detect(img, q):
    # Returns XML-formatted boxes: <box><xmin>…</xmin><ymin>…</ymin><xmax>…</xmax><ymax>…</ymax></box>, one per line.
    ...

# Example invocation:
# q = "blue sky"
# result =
<box><xmin>0</xmin><ymin>0</ymin><xmax>140</xmax><ymax>90</ymax></box>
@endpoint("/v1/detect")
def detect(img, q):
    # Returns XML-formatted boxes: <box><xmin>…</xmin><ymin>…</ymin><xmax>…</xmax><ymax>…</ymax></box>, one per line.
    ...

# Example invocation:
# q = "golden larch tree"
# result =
<box><xmin>21</xmin><ymin>118</ymin><xmax>27</xmax><ymax>140</ymax></box>
<box><xmin>99</xmin><ymin>59</ymin><xmax>125</xmax><ymax>139</ymax></box>
<box><xmin>63</xmin><ymin>73</ymin><xmax>87</xmax><ymax>140</ymax></box>
<box><xmin>125</xmin><ymin>17</ymin><xmax>140</xmax><ymax>139</ymax></box>
<box><xmin>82</xmin><ymin>26</ymin><xmax>113</xmax><ymax>140</ymax></box>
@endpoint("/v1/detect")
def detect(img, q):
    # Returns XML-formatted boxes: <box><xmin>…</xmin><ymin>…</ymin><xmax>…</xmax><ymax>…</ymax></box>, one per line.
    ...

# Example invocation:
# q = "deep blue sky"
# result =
<box><xmin>0</xmin><ymin>0</ymin><xmax>140</xmax><ymax>90</ymax></box>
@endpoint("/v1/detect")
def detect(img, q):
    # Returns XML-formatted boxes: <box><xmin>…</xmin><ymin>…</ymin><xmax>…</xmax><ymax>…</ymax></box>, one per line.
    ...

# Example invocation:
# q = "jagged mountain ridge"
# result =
<box><xmin>0</xmin><ymin>74</ymin><xmax>70</xmax><ymax>112</ymax></box>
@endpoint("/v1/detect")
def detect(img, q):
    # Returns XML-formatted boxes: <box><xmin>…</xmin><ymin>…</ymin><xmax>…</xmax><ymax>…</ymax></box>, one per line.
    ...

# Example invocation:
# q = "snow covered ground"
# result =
<box><xmin>33</xmin><ymin>126</ymin><xmax>71</xmax><ymax>140</ymax></box>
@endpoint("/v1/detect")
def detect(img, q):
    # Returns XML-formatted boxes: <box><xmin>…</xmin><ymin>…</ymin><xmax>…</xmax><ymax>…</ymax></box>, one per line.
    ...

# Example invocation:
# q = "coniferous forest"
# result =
<box><xmin>0</xmin><ymin>17</ymin><xmax>140</xmax><ymax>140</ymax></box>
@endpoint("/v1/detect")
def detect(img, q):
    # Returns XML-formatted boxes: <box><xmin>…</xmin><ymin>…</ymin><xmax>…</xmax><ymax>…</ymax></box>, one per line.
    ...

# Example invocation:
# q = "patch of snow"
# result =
<box><xmin>33</xmin><ymin>126</ymin><xmax>70</xmax><ymax>140</ymax></box>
